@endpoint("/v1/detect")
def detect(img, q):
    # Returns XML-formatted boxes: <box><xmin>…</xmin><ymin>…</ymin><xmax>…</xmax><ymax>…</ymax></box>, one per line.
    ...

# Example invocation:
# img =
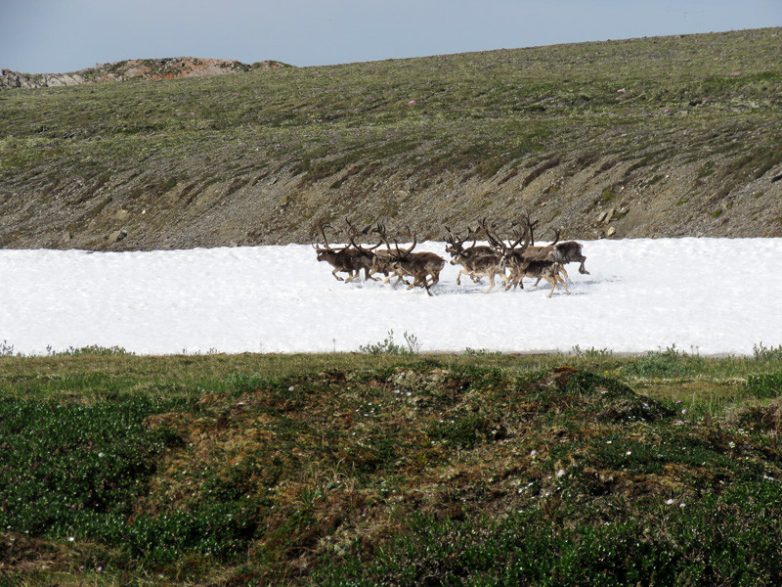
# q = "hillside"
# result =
<box><xmin>0</xmin><ymin>28</ymin><xmax>781</xmax><ymax>250</ymax></box>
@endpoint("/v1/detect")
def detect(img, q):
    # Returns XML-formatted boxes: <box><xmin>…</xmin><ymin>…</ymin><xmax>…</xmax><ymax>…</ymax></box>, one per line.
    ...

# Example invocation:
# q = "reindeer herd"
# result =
<box><xmin>313</xmin><ymin>215</ymin><xmax>589</xmax><ymax>297</ymax></box>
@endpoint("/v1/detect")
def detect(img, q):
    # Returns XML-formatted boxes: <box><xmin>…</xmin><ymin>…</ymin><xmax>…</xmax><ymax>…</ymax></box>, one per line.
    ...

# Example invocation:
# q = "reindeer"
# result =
<box><xmin>444</xmin><ymin>223</ymin><xmax>507</xmax><ymax>292</ymax></box>
<box><xmin>444</xmin><ymin>225</ymin><xmax>500</xmax><ymax>285</ymax></box>
<box><xmin>344</xmin><ymin>218</ymin><xmax>383</xmax><ymax>281</ymax></box>
<box><xmin>385</xmin><ymin>233</ymin><xmax>445</xmax><ymax>296</ymax></box>
<box><xmin>519</xmin><ymin>212</ymin><xmax>589</xmax><ymax>277</ymax></box>
<box><xmin>452</xmin><ymin>250</ymin><xmax>507</xmax><ymax>293</ymax></box>
<box><xmin>368</xmin><ymin>223</ymin><xmax>406</xmax><ymax>284</ymax></box>
<box><xmin>313</xmin><ymin>224</ymin><xmax>375</xmax><ymax>282</ymax></box>
<box><xmin>508</xmin><ymin>260</ymin><xmax>570</xmax><ymax>297</ymax></box>
<box><xmin>484</xmin><ymin>221</ymin><xmax>569</xmax><ymax>297</ymax></box>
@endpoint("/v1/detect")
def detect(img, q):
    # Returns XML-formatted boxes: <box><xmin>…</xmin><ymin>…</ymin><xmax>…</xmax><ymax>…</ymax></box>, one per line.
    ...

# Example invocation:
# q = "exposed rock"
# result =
<box><xmin>109</xmin><ymin>229</ymin><xmax>128</xmax><ymax>243</ymax></box>
<box><xmin>0</xmin><ymin>58</ymin><xmax>291</xmax><ymax>90</ymax></box>
<box><xmin>607</xmin><ymin>226</ymin><xmax>617</xmax><ymax>237</ymax></box>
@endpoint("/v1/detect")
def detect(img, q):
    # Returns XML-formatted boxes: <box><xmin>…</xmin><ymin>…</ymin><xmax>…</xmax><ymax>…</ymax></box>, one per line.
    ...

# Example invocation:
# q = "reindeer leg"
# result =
<box><xmin>332</xmin><ymin>269</ymin><xmax>345</xmax><ymax>281</ymax></box>
<box><xmin>485</xmin><ymin>272</ymin><xmax>496</xmax><ymax>293</ymax></box>
<box><xmin>547</xmin><ymin>276</ymin><xmax>558</xmax><ymax>297</ymax></box>
<box><xmin>578</xmin><ymin>258</ymin><xmax>590</xmax><ymax>275</ymax></box>
<box><xmin>423</xmin><ymin>276</ymin><xmax>434</xmax><ymax>296</ymax></box>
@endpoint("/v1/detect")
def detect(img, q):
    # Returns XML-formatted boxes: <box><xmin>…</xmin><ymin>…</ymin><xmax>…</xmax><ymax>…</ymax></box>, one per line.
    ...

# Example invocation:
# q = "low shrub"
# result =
<box><xmin>621</xmin><ymin>345</ymin><xmax>704</xmax><ymax>378</ymax></box>
<box><xmin>746</xmin><ymin>372</ymin><xmax>782</xmax><ymax>399</ymax></box>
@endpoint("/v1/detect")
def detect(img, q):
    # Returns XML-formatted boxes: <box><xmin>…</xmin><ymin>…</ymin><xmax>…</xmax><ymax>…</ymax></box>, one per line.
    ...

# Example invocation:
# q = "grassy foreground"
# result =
<box><xmin>2</xmin><ymin>348</ymin><xmax>782</xmax><ymax>585</ymax></box>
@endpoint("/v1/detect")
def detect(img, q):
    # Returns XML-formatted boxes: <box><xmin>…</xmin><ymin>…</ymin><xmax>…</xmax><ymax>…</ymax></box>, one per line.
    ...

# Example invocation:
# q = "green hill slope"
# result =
<box><xmin>1</xmin><ymin>28</ymin><xmax>781</xmax><ymax>249</ymax></box>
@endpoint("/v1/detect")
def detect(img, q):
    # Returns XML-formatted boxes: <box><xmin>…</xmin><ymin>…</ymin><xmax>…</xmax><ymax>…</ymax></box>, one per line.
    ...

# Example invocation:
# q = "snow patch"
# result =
<box><xmin>0</xmin><ymin>239</ymin><xmax>779</xmax><ymax>355</ymax></box>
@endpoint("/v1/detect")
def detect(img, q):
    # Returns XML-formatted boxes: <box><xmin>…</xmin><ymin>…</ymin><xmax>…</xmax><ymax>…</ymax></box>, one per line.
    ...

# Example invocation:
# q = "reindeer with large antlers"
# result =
<box><xmin>444</xmin><ymin>224</ymin><xmax>502</xmax><ymax>287</ymax></box>
<box><xmin>343</xmin><ymin>218</ymin><xmax>384</xmax><ymax>281</ymax></box>
<box><xmin>517</xmin><ymin>212</ymin><xmax>589</xmax><ymax>278</ymax></box>
<box><xmin>384</xmin><ymin>231</ymin><xmax>445</xmax><ymax>296</ymax></box>
<box><xmin>483</xmin><ymin>220</ymin><xmax>570</xmax><ymax>297</ymax></box>
<box><xmin>313</xmin><ymin>223</ymin><xmax>376</xmax><ymax>282</ymax></box>
<box><xmin>367</xmin><ymin>222</ymin><xmax>406</xmax><ymax>284</ymax></box>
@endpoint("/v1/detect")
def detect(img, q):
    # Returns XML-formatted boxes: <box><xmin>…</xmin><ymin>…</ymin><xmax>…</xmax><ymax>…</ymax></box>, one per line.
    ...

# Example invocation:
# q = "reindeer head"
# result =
<box><xmin>497</xmin><ymin>224</ymin><xmax>531</xmax><ymax>270</ymax></box>
<box><xmin>444</xmin><ymin>226</ymin><xmax>462</xmax><ymax>256</ymax></box>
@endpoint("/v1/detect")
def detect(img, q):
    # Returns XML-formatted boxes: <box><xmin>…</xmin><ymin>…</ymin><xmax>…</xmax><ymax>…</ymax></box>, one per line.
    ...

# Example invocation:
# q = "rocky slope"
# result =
<box><xmin>0</xmin><ymin>57</ymin><xmax>289</xmax><ymax>89</ymax></box>
<box><xmin>0</xmin><ymin>29</ymin><xmax>780</xmax><ymax>250</ymax></box>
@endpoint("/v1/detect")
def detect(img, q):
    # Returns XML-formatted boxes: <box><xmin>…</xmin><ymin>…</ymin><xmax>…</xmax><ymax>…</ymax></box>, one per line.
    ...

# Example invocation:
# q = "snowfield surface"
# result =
<box><xmin>1</xmin><ymin>239</ymin><xmax>780</xmax><ymax>356</ymax></box>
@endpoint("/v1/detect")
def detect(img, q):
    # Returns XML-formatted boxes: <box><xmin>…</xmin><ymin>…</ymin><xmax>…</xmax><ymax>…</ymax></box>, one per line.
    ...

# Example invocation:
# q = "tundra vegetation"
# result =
<box><xmin>0</xmin><ymin>28</ymin><xmax>781</xmax><ymax>249</ymax></box>
<box><xmin>2</xmin><ymin>346</ymin><xmax>782</xmax><ymax>585</ymax></box>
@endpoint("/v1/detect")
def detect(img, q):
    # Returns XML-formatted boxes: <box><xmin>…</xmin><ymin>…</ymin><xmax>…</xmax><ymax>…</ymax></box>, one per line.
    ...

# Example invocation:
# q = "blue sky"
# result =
<box><xmin>1</xmin><ymin>0</ymin><xmax>780</xmax><ymax>73</ymax></box>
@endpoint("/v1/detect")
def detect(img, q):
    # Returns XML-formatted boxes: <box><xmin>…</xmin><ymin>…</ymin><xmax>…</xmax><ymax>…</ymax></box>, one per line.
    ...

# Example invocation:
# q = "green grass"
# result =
<box><xmin>3</xmin><ymin>351</ymin><xmax>782</xmax><ymax>584</ymax></box>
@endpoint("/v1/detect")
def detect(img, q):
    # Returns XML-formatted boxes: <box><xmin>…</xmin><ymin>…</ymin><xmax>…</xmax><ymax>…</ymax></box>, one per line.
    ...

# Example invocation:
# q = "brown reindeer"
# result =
<box><xmin>386</xmin><ymin>233</ymin><xmax>445</xmax><ymax>296</ymax></box>
<box><xmin>344</xmin><ymin>218</ymin><xmax>384</xmax><ymax>281</ymax></box>
<box><xmin>484</xmin><ymin>221</ymin><xmax>569</xmax><ymax>297</ymax></box>
<box><xmin>368</xmin><ymin>223</ymin><xmax>406</xmax><ymax>284</ymax></box>
<box><xmin>504</xmin><ymin>256</ymin><xmax>570</xmax><ymax>297</ymax></box>
<box><xmin>519</xmin><ymin>212</ymin><xmax>589</xmax><ymax>277</ymax></box>
<box><xmin>313</xmin><ymin>224</ymin><xmax>375</xmax><ymax>282</ymax></box>
<box><xmin>452</xmin><ymin>249</ymin><xmax>506</xmax><ymax>292</ymax></box>
<box><xmin>444</xmin><ymin>225</ymin><xmax>499</xmax><ymax>285</ymax></box>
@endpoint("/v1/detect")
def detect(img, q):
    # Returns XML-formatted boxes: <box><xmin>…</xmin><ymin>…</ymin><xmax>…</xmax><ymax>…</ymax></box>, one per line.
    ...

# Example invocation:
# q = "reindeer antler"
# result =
<box><xmin>518</xmin><ymin>211</ymin><xmax>540</xmax><ymax>246</ymax></box>
<box><xmin>319</xmin><ymin>222</ymin><xmax>351</xmax><ymax>252</ymax></box>
<box><xmin>480</xmin><ymin>218</ymin><xmax>506</xmax><ymax>251</ymax></box>
<box><xmin>507</xmin><ymin>223</ymin><xmax>528</xmax><ymax>250</ymax></box>
<box><xmin>316</xmin><ymin>223</ymin><xmax>334</xmax><ymax>251</ymax></box>
<box><xmin>401</xmin><ymin>226</ymin><xmax>417</xmax><ymax>254</ymax></box>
